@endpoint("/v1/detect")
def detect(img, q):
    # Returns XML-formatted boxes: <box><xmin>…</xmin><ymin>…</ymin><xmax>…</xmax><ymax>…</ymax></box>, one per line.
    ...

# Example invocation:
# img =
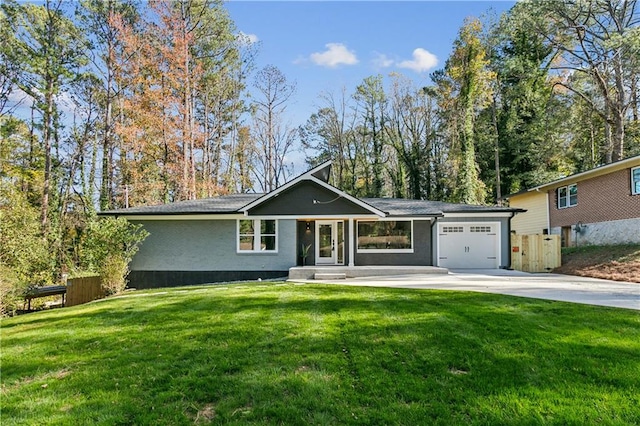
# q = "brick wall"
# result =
<box><xmin>549</xmin><ymin>168</ymin><xmax>640</xmax><ymax>227</ymax></box>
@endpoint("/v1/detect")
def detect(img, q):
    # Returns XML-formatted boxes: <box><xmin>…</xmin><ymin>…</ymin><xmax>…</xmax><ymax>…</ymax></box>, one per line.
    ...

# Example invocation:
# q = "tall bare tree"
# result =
<box><xmin>521</xmin><ymin>0</ymin><xmax>639</xmax><ymax>162</ymax></box>
<box><xmin>251</xmin><ymin>65</ymin><xmax>297</xmax><ymax>192</ymax></box>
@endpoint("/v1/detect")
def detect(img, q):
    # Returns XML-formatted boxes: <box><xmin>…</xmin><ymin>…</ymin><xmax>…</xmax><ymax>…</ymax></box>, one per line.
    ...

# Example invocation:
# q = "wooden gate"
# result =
<box><xmin>511</xmin><ymin>234</ymin><xmax>561</xmax><ymax>273</ymax></box>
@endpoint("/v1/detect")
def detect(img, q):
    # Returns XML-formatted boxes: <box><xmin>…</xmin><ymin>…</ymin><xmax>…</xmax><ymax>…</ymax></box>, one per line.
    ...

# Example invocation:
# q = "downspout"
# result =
<box><xmin>535</xmin><ymin>187</ymin><xmax>550</xmax><ymax>233</ymax></box>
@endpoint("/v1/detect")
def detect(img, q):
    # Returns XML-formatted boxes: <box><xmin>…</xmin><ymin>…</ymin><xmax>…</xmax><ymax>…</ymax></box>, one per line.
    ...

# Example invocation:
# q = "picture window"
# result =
<box><xmin>357</xmin><ymin>220</ymin><xmax>413</xmax><ymax>252</ymax></box>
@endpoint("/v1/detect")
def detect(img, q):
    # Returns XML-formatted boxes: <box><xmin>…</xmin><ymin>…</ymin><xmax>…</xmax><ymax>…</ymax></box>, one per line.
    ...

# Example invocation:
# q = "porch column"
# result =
<box><xmin>348</xmin><ymin>218</ymin><xmax>355</xmax><ymax>267</ymax></box>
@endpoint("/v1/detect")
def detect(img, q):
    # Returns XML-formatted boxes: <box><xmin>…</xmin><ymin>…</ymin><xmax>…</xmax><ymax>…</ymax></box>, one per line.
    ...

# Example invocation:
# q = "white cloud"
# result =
<box><xmin>309</xmin><ymin>43</ymin><xmax>358</xmax><ymax>68</ymax></box>
<box><xmin>371</xmin><ymin>52</ymin><xmax>394</xmax><ymax>69</ymax></box>
<box><xmin>238</xmin><ymin>31</ymin><xmax>259</xmax><ymax>45</ymax></box>
<box><xmin>397</xmin><ymin>48</ymin><xmax>438</xmax><ymax>73</ymax></box>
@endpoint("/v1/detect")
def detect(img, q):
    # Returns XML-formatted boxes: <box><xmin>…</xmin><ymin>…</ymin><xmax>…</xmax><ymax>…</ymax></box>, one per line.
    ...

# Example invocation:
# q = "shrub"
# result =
<box><xmin>81</xmin><ymin>217</ymin><xmax>148</xmax><ymax>295</ymax></box>
<box><xmin>0</xmin><ymin>264</ymin><xmax>21</xmax><ymax>316</ymax></box>
<box><xmin>99</xmin><ymin>255</ymin><xmax>129</xmax><ymax>296</ymax></box>
<box><xmin>0</xmin><ymin>183</ymin><xmax>55</xmax><ymax>316</ymax></box>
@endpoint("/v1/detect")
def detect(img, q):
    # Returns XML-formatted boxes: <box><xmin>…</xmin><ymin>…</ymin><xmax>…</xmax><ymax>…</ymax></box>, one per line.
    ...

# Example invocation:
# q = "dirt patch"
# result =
<box><xmin>554</xmin><ymin>245</ymin><xmax>640</xmax><ymax>283</ymax></box>
<box><xmin>194</xmin><ymin>404</ymin><xmax>216</xmax><ymax>424</ymax></box>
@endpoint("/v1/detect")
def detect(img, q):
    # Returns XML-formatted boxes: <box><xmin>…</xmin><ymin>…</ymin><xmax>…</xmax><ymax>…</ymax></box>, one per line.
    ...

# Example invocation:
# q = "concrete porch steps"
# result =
<box><xmin>289</xmin><ymin>265</ymin><xmax>448</xmax><ymax>281</ymax></box>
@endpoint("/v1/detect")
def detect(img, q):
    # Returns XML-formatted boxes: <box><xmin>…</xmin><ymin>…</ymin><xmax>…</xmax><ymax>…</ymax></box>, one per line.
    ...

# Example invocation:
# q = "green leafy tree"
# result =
<box><xmin>0</xmin><ymin>182</ymin><xmax>55</xmax><ymax>315</ymax></box>
<box><xmin>484</xmin><ymin>9</ymin><xmax>570</xmax><ymax>196</ymax></box>
<box><xmin>81</xmin><ymin>217</ymin><xmax>148</xmax><ymax>295</ymax></box>
<box><xmin>2</xmin><ymin>0</ymin><xmax>88</xmax><ymax>233</ymax></box>
<box><xmin>77</xmin><ymin>0</ymin><xmax>137</xmax><ymax>210</ymax></box>
<box><xmin>443</xmin><ymin>18</ymin><xmax>493</xmax><ymax>204</ymax></box>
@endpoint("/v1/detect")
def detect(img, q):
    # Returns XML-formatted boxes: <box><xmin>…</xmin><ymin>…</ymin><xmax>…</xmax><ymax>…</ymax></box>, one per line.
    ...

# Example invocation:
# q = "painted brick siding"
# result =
<box><xmin>549</xmin><ymin>168</ymin><xmax>640</xmax><ymax>228</ymax></box>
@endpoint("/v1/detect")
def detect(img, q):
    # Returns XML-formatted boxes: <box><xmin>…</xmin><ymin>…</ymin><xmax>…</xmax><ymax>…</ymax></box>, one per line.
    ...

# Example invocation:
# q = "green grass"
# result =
<box><xmin>561</xmin><ymin>243</ymin><xmax>640</xmax><ymax>263</ymax></box>
<box><xmin>2</xmin><ymin>282</ymin><xmax>639</xmax><ymax>425</ymax></box>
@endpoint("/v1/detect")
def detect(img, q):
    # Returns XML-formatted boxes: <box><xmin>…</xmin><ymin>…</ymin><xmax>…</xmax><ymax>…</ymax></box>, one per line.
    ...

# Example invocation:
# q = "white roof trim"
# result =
<box><xmin>239</xmin><ymin>160</ymin><xmax>387</xmax><ymax>217</ymax></box>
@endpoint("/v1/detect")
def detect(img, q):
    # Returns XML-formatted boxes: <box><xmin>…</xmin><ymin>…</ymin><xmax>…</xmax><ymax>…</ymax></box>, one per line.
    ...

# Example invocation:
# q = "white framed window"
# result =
<box><xmin>442</xmin><ymin>226</ymin><xmax>463</xmax><ymax>233</ymax></box>
<box><xmin>357</xmin><ymin>220</ymin><xmax>413</xmax><ymax>253</ymax></box>
<box><xmin>557</xmin><ymin>183</ymin><xmax>577</xmax><ymax>209</ymax></box>
<box><xmin>632</xmin><ymin>166</ymin><xmax>640</xmax><ymax>195</ymax></box>
<box><xmin>237</xmin><ymin>219</ymin><xmax>277</xmax><ymax>252</ymax></box>
<box><xmin>470</xmin><ymin>225</ymin><xmax>492</xmax><ymax>233</ymax></box>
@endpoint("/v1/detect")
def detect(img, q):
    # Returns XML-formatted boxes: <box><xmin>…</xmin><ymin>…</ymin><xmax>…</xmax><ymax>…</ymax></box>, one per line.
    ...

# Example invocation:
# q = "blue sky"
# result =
<box><xmin>226</xmin><ymin>0</ymin><xmax>516</xmax><ymax>127</ymax></box>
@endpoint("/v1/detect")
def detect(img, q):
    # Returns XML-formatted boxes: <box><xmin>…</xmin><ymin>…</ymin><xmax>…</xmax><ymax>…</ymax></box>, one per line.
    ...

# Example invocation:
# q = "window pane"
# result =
<box><xmin>239</xmin><ymin>236</ymin><xmax>254</xmax><ymax>251</ymax></box>
<box><xmin>633</xmin><ymin>168</ymin><xmax>640</xmax><ymax>194</ymax></box>
<box><xmin>358</xmin><ymin>221</ymin><xmax>411</xmax><ymax>250</ymax></box>
<box><xmin>261</xmin><ymin>220</ymin><xmax>276</xmax><ymax>235</ymax></box>
<box><xmin>261</xmin><ymin>236</ymin><xmax>276</xmax><ymax>251</ymax></box>
<box><xmin>558</xmin><ymin>187</ymin><xmax>567</xmax><ymax>208</ymax></box>
<box><xmin>239</xmin><ymin>220</ymin><xmax>254</xmax><ymax>234</ymax></box>
<box><xmin>569</xmin><ymin>184</ymin><xmax>577</xmax><ymax>206</ymax></box>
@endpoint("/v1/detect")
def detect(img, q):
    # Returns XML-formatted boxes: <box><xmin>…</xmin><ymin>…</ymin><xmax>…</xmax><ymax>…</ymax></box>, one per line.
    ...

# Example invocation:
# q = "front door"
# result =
<box><xmin>316</xmin><ymin>220</ymin><xmax>344</xmax><ymax>265</ymax></box>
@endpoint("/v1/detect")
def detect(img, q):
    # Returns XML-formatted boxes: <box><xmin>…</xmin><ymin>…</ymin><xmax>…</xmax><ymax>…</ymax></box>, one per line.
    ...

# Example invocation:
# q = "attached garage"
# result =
<box><xmin>437</xmin><ymin>222</ymin><xmax>501</xmax><ymax>269</ymax></box>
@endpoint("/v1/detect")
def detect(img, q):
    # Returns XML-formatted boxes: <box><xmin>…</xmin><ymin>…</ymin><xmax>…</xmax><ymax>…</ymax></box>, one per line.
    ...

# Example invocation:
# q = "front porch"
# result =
<box><xmin>288</xmin><ymin>265</ymin><xmax>448</xmax><ymax>281</ymax></box>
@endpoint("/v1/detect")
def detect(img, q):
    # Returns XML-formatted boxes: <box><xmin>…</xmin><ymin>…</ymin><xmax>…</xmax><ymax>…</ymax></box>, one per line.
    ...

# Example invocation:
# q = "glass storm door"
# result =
<box><xmin>316</xmin><ymin>221</ymin><xmax>344</xmax><ymax>265</ymax></box>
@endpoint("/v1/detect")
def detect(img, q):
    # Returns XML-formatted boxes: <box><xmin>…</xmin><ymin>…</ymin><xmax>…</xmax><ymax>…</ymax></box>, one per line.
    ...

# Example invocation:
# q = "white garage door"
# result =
<box><xmin>438</xmin><ymin>222</ymin><xmax>500</xmax><ymax>269</ymax></box>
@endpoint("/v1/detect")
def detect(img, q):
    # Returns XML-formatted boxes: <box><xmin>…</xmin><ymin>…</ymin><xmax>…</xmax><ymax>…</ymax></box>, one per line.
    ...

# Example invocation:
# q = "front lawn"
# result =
<box><xmin>2</xmin><ymin>282</ymin><xmax>639</xmax><ymax>425</ymax></box>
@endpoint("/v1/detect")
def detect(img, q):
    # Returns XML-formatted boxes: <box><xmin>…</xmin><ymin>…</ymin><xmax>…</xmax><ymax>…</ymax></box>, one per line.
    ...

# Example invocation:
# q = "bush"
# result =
<box><xmin>99</xmin><ymin>255</ymin><xmax>129</xmax><ymax>296</ymax></box>
<box><xmin>0</xmin><ymin>184</ymin><xmax>55</xmax><ymax>316</ymax></box>
<box><xmin>0</xmin><ymin>264</ymin><xmax>21</xmax><ymax>316</ymax></box>
<box><xmin>81</xmin><ymin>217</ymin><xmax>148</xmax><ymax>295</ymax></box>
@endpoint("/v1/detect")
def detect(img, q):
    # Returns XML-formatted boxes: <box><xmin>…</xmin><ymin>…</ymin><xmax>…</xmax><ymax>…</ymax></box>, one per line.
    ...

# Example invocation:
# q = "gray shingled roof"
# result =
<box><xmin>99</xmin><ymin>194</ymin><xmax>262</xmax><ymax>216</ymax></box>
<box><xmin>100</xmin><ymin>194</ymin><xmax>522</xmax><ymax>217</ymax></box>
<box><xmin>363</xmin><ymin>198</ymin><xmax>523</xmax><ymax>217</ymax></box>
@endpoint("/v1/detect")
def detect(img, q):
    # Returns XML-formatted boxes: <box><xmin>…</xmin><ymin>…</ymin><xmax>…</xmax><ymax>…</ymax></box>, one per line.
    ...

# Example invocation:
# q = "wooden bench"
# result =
<box><xmin>24</xmin><ymin>285</ymin><xmax>67</xmax><ymax>311</ymax></box>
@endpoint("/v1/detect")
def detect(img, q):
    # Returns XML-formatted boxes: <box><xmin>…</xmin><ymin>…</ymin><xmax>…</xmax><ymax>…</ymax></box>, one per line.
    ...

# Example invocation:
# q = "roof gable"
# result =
<box><xmin>240</xmin><ymin>161</ymin><xmax>385</xmax><ymax>216</ymax></box>
<box><xmin>247</xmin><ymin>180</ymin><xmax>379</xmax><ymax>216</ymax></box>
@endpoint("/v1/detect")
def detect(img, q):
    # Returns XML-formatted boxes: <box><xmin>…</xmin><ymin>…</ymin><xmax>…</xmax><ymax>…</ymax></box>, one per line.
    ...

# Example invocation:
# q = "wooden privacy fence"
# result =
<box><xmin>66</xmin><ymin>276</ymin><xmax>104</xmax><ymax>307</ymax></box>
<box><xmin>511</xmin><ymin>234</ymin><xmax>561</xmax><ymax>273</ymax></box>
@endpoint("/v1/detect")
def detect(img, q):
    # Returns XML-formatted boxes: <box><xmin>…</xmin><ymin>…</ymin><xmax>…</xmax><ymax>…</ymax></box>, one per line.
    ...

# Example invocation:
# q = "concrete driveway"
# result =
<box><xmin>298</xmin><ymin>269</ymin><xmax>640</xmax><ymax>310</ymax></box>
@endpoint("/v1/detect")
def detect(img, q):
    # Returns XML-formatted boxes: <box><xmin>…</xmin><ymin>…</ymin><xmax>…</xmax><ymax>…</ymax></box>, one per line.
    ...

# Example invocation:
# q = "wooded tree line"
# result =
<box><xmin>0</xmin><ymin>0</ymin><xmax>639</xmax><ymax>311</ymax></box>
<box><xmin>302</xmin><ymin>0</ymin><xmax>640</xmax><ymax>204</ymax></box>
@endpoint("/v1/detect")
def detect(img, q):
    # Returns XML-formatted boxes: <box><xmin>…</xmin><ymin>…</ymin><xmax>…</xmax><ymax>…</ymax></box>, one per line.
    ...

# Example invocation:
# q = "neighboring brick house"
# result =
<box><xmin>507</xmin><ymin>155</ymin><xmax>640</xmax><ymax>247</ymax></box>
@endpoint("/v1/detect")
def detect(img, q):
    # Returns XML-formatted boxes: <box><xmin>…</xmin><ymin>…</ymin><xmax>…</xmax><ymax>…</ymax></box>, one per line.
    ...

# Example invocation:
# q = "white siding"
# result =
<box><xmin>510</xmin><ymin>192</ymin><xmax>548</xmax><ymax>234</ymax></box>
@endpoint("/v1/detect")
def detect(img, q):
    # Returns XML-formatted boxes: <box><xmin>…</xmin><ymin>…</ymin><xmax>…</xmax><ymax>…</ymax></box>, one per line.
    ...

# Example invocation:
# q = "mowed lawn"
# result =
<box><xmin>2</xmin><ymin>283</ymin><xmax>639</xmax><ymax>425</ymax></box>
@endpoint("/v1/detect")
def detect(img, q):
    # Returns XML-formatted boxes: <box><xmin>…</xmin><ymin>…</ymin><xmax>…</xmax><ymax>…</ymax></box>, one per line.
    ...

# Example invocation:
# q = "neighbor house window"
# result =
<box><xmin>357</xmin><ymin>220</ymin><xmax>412</xmax><ymax>252</ymax></box>
<box><xmin>632</xmin><ymin>166</ymin><xmax>640</xmax><ymax>195</ymax></box>
<box><xmin>238</xmin><ymin>219</ymin><xmax>277</xmax><ymax>252</ymax></box>
<box><xmin>557</xmin><ymin>184</ymin><xmax>577</xmax><ymax>208</ymax></box>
